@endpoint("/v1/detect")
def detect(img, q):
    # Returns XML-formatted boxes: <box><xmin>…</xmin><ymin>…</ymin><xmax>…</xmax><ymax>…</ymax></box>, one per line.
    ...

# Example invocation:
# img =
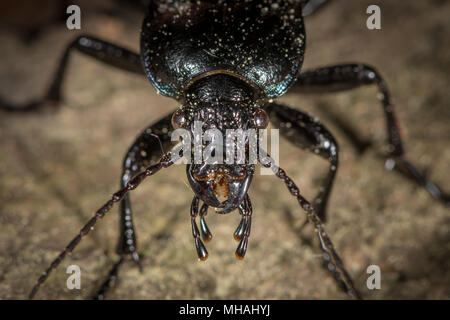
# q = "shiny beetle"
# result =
<box><xmin>2</xmin><ymin>0</ymin><xmax>447</xmax><ymax>300</ymax></box>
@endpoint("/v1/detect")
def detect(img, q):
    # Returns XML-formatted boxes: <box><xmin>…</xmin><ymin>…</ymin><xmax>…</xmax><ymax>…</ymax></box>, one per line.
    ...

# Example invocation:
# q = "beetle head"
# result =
<box><xmin>172</xmin><ymin>74</ymin><xmax>268</xmax><ymax>213</ymax></box>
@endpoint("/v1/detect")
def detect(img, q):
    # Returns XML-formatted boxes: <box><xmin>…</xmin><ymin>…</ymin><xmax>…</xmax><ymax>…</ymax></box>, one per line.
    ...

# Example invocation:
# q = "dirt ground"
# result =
<box><xmin>0</xmin><ymin>1</ymin><xmax>449</xmax><ymax>300</ymax></box>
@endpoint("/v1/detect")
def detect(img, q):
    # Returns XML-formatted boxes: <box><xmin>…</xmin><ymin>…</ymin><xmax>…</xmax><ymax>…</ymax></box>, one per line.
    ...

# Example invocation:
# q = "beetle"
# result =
<box><xmin>1</xmin><ymin>0</ymin><xmax>448</xmax><ymax>300</ymax></box>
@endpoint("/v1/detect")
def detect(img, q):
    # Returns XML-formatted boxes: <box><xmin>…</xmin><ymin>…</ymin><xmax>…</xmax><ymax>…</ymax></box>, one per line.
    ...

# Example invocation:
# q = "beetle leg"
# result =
<box><xmin>118</xmin><ymin>115</ymin><xmax>173</xmax><ymax>264</ymax></box>
<box><xmin>191</xmin><ymin>196</ymin><xmax>208</xmax><ymax>261</ymax></box>
<box><xmin>259</xmin><ymin>152</ymin><xmax>361</xmax><ymax>299</ymax></box>
<box><xmin>293</xmin><ymin>63</ymin><xmax>449</xmax><ymax>206</ymax></box>
<box><xmin>92</xmin><ymin>113</ymin><xmax>174</xmax><ymax>300</ymax></box>
<box><xmin>302</xmin><ymin>0</ymin><xmax>330</xmax><ymax>16</ymax></box>
<box><xmin>92</xmin><ymin>256</ymin><xmax>125</xmax><ymax>300</ymax></box>
<box><xmin>264</xmin><ymin>102</ymin><xmax>338</xmax><ymax>222</ymax></box>
<box><xmin>28</xmin><ymin>152</ymin><xmax>174</xmax><ymax>299</ymax></box>
<box><xmin>0</xmin><ymin>35</ymin><xmax>143</xmax><ymax>112</ymax></box>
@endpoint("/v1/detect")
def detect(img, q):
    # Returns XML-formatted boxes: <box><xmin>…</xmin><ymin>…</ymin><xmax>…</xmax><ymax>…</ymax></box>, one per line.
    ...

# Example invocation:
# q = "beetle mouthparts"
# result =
<box><xmin>211</xmin><ymin>173</ymin><xmax>229</xmax><ymax>204</ymax></box>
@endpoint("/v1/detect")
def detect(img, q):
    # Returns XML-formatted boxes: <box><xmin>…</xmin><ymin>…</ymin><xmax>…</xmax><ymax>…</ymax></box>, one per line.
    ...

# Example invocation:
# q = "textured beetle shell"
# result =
<box><xmin>141</xmin><ymin>0</ymin><xmax>306</xmax><ymax>100</ymax></box>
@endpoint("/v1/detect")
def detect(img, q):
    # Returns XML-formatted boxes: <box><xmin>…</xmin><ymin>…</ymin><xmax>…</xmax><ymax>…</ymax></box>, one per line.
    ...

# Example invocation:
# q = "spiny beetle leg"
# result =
<box><xmin>265</xmin><ymin>102</ymin><xmax>339</xmax><ymax>222</ymax></box>
<box><xmin>294</xmin><ymin>63</ymin><xmax>449</xmax><ymax>207</ymax></box>
<box><xmin>1</xmin><ymin>35</ymin><xmax>143</xmax><ymax>112</ymax></box>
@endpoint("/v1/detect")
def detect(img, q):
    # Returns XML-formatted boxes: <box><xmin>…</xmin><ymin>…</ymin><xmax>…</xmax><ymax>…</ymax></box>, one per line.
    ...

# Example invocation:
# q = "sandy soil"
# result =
<box><xmin>0</xmin><ymin>0</ymin><xmax>449</xmax><ymax>299</ymax></box>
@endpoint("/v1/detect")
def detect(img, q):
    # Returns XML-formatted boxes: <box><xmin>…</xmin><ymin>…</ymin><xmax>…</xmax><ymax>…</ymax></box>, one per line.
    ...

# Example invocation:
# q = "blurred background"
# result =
<box><xmin>0</xmin><ymin>0</ymin><xmax>449</xmax><ymax>299</ymax></box>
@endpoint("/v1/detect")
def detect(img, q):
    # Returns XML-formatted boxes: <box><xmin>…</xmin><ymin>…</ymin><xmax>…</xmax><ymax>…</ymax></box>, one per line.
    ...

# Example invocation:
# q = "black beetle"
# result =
<box><xmin>2</xmin><ymin>0</ymin><xmax>447</xmax><ymax>300</ymax></box>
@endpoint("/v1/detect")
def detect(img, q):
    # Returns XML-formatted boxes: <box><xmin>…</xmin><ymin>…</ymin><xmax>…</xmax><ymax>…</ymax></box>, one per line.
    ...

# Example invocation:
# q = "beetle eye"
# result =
<box><xmin>254</xmin><ymin>109</ymin><xmax>269</xmax><ymax>129</ymax></box>
<box><xmin>171</xmin><ymin>109</ymin><xmax>187</xmax><ymax>129</ymax></box>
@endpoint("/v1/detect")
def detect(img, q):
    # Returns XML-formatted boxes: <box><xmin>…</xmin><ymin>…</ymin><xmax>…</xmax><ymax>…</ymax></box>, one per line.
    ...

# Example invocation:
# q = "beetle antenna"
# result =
<box><xmin>28</xmin><ymin>154</ymin><xmax>173</xmax><ymax>299</ymax></box>
<box><xmin>259</xmin><ymin>152</ymin><xmax>362</xmax><ymax>299</ymax></box>
<box><xmin>149</xmin><ymin>132</ymin><xmax>166</xmax><ymax>156</ymax></box>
